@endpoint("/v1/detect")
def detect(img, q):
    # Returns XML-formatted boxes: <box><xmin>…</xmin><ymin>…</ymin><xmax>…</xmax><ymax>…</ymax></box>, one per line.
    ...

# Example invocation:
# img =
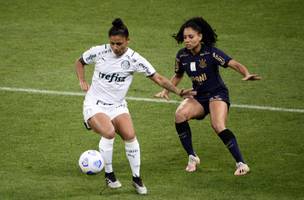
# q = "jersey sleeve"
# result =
<box><xmin>134</xmin><ymin>54</ymin><xmax>156</xmax><ymax>77</ymax></box>
<box><xmin>211</xmin><ymin>47</ymin><xmax>232</xmax><ymax>68</ymax></box>
<box><xmin>82</xmin><ymin>46</ymin><xmax>100</xmax><ymax>65</ymax></box>
<box><xmin>175</xmin><ymin>49</ymin><xmax>185</xmax><ymax>74</ymax></box>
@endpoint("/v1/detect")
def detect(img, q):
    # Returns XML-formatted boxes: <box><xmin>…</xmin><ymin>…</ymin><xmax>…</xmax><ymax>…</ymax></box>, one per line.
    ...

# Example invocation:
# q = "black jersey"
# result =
<box><xmin>175</xmin><ymin>45</ymin><xmax>232</xmax><ymax>95</ymax></box>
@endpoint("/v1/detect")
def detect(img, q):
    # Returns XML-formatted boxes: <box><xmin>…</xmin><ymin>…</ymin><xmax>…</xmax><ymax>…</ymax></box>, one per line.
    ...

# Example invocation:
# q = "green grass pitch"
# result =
<box><xmin>0</xmin><ymin>0</ymin><xmax>304</xmax><ymax>199</ymax></box>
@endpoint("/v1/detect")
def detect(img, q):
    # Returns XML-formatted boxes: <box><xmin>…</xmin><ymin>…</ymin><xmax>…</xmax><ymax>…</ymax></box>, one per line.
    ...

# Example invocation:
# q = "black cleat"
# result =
<box><xmin>132</xmin><ymin>176</ymin><xmax>147</xmax><ymax>195</ymax></box>
<box><xmin>105</xmin><ymin>172</ymin><xmax>122</xmax><ymax>188</ymax></box>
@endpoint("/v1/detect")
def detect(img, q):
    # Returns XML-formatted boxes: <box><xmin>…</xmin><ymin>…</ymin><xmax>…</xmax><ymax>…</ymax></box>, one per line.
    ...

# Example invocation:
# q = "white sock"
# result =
<box><xmin>99</xmin><ymin>137</ymin><xmax>114</xmax><ymax>173</ymax></box>
<box><xmin>125</xmin><ymin>138</ymin><xmax>141</xmax><ymax>177</ymax></box>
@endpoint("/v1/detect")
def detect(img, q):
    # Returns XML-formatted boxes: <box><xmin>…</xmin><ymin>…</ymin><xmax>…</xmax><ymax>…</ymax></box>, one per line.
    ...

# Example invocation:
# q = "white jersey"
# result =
<box><xmin>82</xmin><ymin>44</ymin><xmax>156</xmax><ymax>104</ymax></box>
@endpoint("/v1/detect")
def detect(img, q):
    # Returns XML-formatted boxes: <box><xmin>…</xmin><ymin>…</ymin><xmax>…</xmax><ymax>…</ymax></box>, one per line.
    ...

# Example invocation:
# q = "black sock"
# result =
<box><xmin>133</xmin><ymin>176</ymin><xmax>143</xmax><ymax>186</ymax></box>
<box><xmin>218</xmin><ymin>129</ymin><xmax>245</xmax><ymax>163</ymax></box>
<box><xmin>105</xmin><ymin>172</ymin><xmax>117</xmax><ymax>181</ymax></box>
<box><xmin>175</xmin><ymin>121</ymin><xmax>195</xmax><ymax>156</ymax></box>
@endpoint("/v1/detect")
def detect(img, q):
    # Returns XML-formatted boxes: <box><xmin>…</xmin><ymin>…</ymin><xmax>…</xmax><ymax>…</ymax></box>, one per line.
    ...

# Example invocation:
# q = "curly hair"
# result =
<box><xmin>173</xmin><ymin>17</ymin><xmax>217</xmax><ymax>47</ymax></box>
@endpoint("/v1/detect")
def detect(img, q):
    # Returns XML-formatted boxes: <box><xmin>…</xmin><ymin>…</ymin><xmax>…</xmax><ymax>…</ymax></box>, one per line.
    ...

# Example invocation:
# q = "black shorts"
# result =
<box><xmin>194</xmin><ymin>88</ymin><xmax>230</xmax><ymax>120</ymax></box>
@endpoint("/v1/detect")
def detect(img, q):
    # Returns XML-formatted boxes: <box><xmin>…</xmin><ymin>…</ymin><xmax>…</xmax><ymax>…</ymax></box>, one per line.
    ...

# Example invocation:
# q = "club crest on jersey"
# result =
<box><xmin>121</xmin><ymin>60</ymin><xmax>130</xmax><ymax>70</ymax></box>
<box><xmin>199</xmin><ymin>58</ymin><xmax>207</xmax><ymax>68</ymax></box>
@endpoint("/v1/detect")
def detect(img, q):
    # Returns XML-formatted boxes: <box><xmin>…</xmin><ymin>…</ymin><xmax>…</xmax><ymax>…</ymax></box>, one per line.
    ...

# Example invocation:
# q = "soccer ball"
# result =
<box><xmin>78</xmin><ymin>150</ymin><xmax>104</xmax><ymax>175</ymax></box>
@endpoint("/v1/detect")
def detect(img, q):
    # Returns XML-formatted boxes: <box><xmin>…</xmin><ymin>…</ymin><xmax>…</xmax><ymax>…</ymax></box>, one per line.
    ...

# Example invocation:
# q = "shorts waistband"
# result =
<box><xmin>96</xmin><ymin>100</ymin><xmax>113</xmax><ymax>106</ymax></box>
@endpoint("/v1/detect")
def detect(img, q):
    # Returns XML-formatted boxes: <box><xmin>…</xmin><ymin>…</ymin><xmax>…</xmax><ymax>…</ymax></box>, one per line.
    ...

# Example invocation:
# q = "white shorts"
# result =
<box><xmin>83</xmin><ymin>98</ymin><xmax>129</xmax><ymax>127</ymax></box>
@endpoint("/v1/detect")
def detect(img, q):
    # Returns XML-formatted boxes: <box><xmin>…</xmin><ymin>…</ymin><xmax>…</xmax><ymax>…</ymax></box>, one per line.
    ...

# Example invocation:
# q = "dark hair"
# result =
<box><xmin>173</xmin><ymin>17</ymin><xmax>217</xmax><ymax>47</ymax></box>
<box><xmin>108</xmin><ymin>18</ymin><xmax>129</xmax><ymax>38</ymax></box>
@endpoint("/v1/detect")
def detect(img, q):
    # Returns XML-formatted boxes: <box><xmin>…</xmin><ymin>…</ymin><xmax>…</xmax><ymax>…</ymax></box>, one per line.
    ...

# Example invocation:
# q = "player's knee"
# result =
<box><xmin>91</xmin><ymin>124</ymin><xmax>115</xmax><ymax>139</ymax></box>
<box><xmin>120</xmin><ymin>132</ymin><xmax>136</xmax><ymax>141</ymax></box>
<box><xmin>122</xmin><ymin>134</ymin><xmax>136</xmax><ymax>142</ymax></box>
<box><xmin>211</xmin><ymin>122</ymin><xmax>225</xmax><ymax>134</ymax></box>
<box><xmin>102</xmin><ymin>131</ymin><xmax>116</xmax><ymax>139</ymax></box>
<box><xmin>175</xmin><ymin>109</ymin><xmax>189</xmax><ymax>122</ymax></box>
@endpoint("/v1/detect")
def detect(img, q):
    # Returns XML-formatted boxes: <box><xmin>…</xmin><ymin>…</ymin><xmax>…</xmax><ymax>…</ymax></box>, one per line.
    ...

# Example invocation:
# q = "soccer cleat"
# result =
<box><xmin>185</xmin><ymin>154</ymin><xmax>200</xmax><ymax>172</ymax></box>
<box><xmin>132</xmin><ymin>176</ymin><xmax>147</xmax><ymax>195</ymax></box>
<box><xmin>105</xmin><ymin>172</ymin><xmax>122</xmax><ymax>188</ymax></box>
<box><xmin>234</xmin><ymin>162</ymin><xmax>250</xmax><ymax>176</ymax></box>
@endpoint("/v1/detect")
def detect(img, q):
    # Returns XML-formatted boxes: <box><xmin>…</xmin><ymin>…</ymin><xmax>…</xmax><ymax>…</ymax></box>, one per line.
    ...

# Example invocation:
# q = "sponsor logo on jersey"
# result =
<box><xmin>190</xmin><ymin>62</ymin><xmax>196</xmax><ymax>71</ymax></box>
<box><xmin>212</xmin><ymin>52</ymin><xmax>225</xmax><ymax>65</ymax></box>
<box><xmin>138</xmin><ymin>63</ymin><xmax>152</xmax><ymax>75</ymax></box>
<box><xmin>99</xmin><ymin>72</ymin><xmax>127</xmax><ymax>83</ymax></box>
<box><xmin>200</xmin><ymin>51</ymin><xmax>211</xmax><ymax>56</ymax></box>
<box><xmin>179</xmin><ymin>52</ymin><xmax>190</xmax><ymax>58</ymax></box>
<box><xmin>85</xmin><ymin>54</ymin><xmax>96</xmax><ymax>63</ymax></box>
<box><xmin>101</xmin><ymin>49</ymin><xmax>111</xmax><ymax>54</ymax></box>
<box><xmin>121</xmin><ymin>60</ymin><xmax>131</xmax><ymax>69</ymax></box>
<box><xmin>190</xmin><ymin>73</ymin><xmax>207</xmax><ymax>84</ymax></box>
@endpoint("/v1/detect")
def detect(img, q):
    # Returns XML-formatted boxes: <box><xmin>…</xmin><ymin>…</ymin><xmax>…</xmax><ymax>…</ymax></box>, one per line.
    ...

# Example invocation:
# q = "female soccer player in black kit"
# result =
<box><xmin>155</xmin><ymin>17</ymin><xmax>261</xmax><ymax>175</ymax></box>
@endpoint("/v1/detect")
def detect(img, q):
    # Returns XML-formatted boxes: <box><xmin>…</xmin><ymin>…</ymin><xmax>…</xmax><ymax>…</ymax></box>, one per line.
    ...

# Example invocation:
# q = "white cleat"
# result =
<box><xmin>185</xmin><ymin>154</ymin><xmax>200</xmax><ymax>172</ymax></box>
<box><xmin>234</xmin><ymin>162</ymin><xmax>250</xmax><ymax>176</ymax></box>
<box><xmin>132</xmin><ymin>177</ymin><xmax>147</xmax><ymax>195</ymax></box>
<box><xmin>106</xmin><ymin>179</ymin><xmax>122</xmax><ymax>188</ymax></box>
<box><xmin>105</xmin><ymin>172</ymin><xmax>122</xmax><ymax>188</ymax></box>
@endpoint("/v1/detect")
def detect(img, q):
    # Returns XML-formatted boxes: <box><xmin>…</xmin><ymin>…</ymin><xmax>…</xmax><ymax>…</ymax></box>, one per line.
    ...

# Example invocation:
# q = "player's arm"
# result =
<box><xmin>154</xmin><ymin>56</ymin><xmax>185</xmax><ymax>100</ymax></box>
<box><xmin>227</xmin><ymin>59</ymin><xmax>261</xmax><ymax>81</ymax></box>
<box><xmin>154</xmin><ymin>73</ymin><xmax>183</xmax><ymax>100</ymax></box>
<box><xmin>168</xmin><ymin>73</ymin><xmax>184</xmax><ymax>87</ymax></box>
<box><xmin>149</xmin><ymin>73</ymin><xmax>195</xmax><ymax>98</ymax></box>
<box><xmin>75</xmin><ymin>57</ymin><xmax>90</xmax><ymax>92</ymax></box>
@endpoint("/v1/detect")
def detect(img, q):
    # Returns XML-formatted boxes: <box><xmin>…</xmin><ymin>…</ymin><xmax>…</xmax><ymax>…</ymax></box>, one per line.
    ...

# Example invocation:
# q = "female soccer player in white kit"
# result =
<box><xmin>75</xmin><ymin>18</ymin><xmax>195</xmax><ymax>195</ymax></box>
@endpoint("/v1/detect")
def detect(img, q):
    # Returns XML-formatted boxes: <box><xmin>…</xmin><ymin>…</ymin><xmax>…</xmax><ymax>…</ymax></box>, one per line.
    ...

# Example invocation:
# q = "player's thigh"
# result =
<box><xmin>209</xmin><ymin>100</ymin><xmax>228</xmax><ymax>133</ymax></box>
<box><xmin>112</xmin><ymin>113</ymin><xmax>135</xmax><ymax>141</ymax></box>
<box><xmin>175</xmin><ymin>98</ymin><xmax>204</xmax><ymax>120</ymax></box>
<box><xmin>88</xmin><ymin>113</ymin><xmax>115</xmax><ymax>138</ymax></box>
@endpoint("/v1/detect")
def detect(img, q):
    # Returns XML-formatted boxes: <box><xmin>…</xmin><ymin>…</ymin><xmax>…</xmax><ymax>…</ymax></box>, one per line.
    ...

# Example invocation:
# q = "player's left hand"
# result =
<box><xmin>180</xmin><ymin>88</ymin><xmax>197</xmax><ymax>98</ymax></box>
<box><xmin>242</xmin><ymin>74</ymin><xmax>262</xmax><ymax>81</ymax></box>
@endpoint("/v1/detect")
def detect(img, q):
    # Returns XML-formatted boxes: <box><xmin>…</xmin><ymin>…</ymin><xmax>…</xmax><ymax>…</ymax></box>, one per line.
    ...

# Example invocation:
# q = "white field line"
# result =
<box><xmin>0</xmin><ymin>86</ymin><xmax>303</xmax><ymax>113</ymax></box>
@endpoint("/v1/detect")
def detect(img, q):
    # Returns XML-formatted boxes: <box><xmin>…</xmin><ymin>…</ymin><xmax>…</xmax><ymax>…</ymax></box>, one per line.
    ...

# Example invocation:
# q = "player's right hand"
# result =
<box><xmin>154</xmin><ymin>90</ymin><xmax>169</xmax><ymax>100</ymax></box>
<box><xmin>242</xmin><ymin>74</ymin><xmax>262</xmax><ymax>81</ymax></box>
<box><xmin>79</xmin><ymin>80</ymin><xmax>90</xmax><ymax>92</ymax></box>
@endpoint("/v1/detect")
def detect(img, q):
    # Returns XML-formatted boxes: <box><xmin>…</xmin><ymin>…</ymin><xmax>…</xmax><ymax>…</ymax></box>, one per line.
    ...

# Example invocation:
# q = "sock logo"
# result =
<box><xmin>126</xmin><ymin>149</ymin><xmax>138</xmax><ymax>159</ymax></box>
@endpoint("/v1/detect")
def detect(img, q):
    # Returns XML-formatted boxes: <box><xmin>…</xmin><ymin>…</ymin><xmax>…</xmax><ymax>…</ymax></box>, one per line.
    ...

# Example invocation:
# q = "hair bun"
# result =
<box><xmin>109</xmin><ymin>18</ymin><xmax>129</xmax><ymax>37</ymax></box>
<box><xmin>112</xmin><ymin>18</ymin><xmax>124</xmax><ymax>28</ymax></box>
